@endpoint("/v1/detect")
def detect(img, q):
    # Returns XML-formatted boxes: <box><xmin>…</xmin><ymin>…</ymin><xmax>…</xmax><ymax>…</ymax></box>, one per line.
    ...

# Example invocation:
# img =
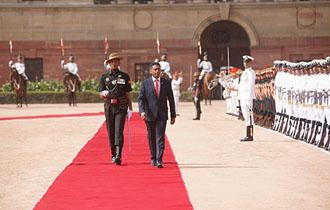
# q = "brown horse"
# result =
<box><xmin>160</xmin><ymin>70</ymin><xmax>170</xmax><ymax>81</ymax></box>
<box><xmin>64</xmin><ymin>72</ymin><xmax>78</xmax><ymax>106</ymax></box>
<box><xmin>201</xmin><ymin>72</ymin><xmax>218</xmax><ymax>105</ymax></box>
<box><xmin>12</xmin><ymin>69</ymin><xmax>28</xmax><ymax>108</ymax></box>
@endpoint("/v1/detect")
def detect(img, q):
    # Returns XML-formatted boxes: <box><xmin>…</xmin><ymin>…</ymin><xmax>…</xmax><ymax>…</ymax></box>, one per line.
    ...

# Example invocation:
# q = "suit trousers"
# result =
<box><xmin>145</xmin><ymin>117</ymin><xmax>167</xmax><ymax>163</ymax></box>
<box><xmin>241</xmin><ymin>99</ymin><xmax>254</xmax><ymax>126</ymax></box>
<box><xmin>104</xmin><ymin>103</ymin><xmax>127</xmax><ymax>148</ymax></box>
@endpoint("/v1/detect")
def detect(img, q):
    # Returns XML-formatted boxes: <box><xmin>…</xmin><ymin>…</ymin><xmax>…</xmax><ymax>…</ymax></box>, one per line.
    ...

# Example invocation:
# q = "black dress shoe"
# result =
<box><xmin>240</xmin><ymin>136</ymin><xmax>253</xmax><ymax>141</ymax></box>
<box><xmin>151</xmin><ymin>160</ymin><xmax>156</xmax><ymax>166</ymax></box>
<box><xmin>157</xmin><ymin>162</ymin><xmax>163</xmax><ymax>168</ymax></box>
<box><xmin>193</xmin><ymin>117</ymin><xmax>200</xmax><ymax>120</ymax></box>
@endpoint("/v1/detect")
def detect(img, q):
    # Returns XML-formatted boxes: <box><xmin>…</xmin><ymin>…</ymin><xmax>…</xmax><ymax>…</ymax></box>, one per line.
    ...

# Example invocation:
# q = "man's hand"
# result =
<box><xmin>170</xmin><ymin>118</ymin><xmax>175</xmax><ymax>125</ymax></box>
<box><xmin>141</xmin><ymin>112</ymin><xmax>146</xmax><ymax>121</ymax></box>
<box><xmin>194</xmin><ymin>97</ymin><xmax>198</xmax><ymax>103</ymax></box>
<box><xmin>127</xmin><ymin>110</ymin><xmax>133</xmax><ymax>121</ymax></box>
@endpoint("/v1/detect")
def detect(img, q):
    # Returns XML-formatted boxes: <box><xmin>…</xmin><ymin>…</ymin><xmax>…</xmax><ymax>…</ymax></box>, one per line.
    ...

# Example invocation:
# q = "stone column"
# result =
<box><xmin>193</xmin><ymin>0</ymin><xmax>209</xmax><ymax>3</ymax></box>
<box><xmin>238</xmin><ymin>0</ymin><xmax>256</xmax><ymax>2</ymax></box>
<box><xmin>153</xmin><ymin>0</ymin><xmax>168</xmax><ymax>3</ymax></box>
<box><xmin>117</xmin><ymin>0</ymin><xmax>132</xmax><ymax>4</ymax></box>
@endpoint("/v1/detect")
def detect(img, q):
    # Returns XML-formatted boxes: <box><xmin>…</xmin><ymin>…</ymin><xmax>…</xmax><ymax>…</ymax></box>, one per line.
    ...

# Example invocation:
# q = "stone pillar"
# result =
<box><xmin>153</xmin><ymin>0</ymin><xmax>168</xmax><ymax>3</ymax></box>
<box><xmin>193</xmin><ymin>0</ymin><xmax>209</xmax><ymax>3</ymax></box>
<box><xmin>238</xmin><ymin>0</ymin><xmax>256</xmax><ymax>2</ymax></box>
<box><xmin>117</xmin><ymin>0</ymin><xmax>132</xmax><ymax>4</ymax></box>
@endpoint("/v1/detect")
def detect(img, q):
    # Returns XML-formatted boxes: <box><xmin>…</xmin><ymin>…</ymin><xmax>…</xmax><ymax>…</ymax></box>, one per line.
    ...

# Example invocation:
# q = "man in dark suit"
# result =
<box><xmin>138</xmin><ymin>62</ymin><xmax>176</xmax><ymax>168</ymax></box>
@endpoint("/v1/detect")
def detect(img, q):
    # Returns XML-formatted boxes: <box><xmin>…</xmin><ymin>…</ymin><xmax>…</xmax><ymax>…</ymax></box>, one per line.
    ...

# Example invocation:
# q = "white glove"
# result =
<box><xmin>9</xmin><ymin>60</ymin><xmax>13</xmax><ymax>66</ymax></box>
<box><xmin>101</xmin><ymin>90</ymin><xmax>109</xmax><ymax>97</ymax></box>
<box><xmin>127</xmin><ymin>110</ymin><xmax>133</xmax><ymax>121</ymax></box>
<box><xmin>194</xmin><ymin>97</ymin><xmax>198</xmax><ymax>103</ymax></box>
<box><xmin>61</xmin><ymin>60</ymin><xmax>64</xmax><ymax>65</ymax></box>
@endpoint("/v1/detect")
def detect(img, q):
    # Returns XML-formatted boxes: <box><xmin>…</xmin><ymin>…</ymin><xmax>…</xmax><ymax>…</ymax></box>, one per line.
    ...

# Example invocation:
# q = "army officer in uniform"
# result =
<box><xmin>98</xmin><ymin>53</ymin><xmax>133</xmax><ymax>165</ymax></box>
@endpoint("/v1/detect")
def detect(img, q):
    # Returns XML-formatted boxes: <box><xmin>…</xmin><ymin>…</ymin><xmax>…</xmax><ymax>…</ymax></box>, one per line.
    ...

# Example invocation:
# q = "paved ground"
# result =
<box><xmin>1</xmin><ymin>101</ymin><xmax>330</xmax><ymax>210</ymax></box>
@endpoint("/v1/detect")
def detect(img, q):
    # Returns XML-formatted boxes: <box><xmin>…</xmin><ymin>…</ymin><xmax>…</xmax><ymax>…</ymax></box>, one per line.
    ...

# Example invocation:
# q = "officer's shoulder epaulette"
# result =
<box><xmin>100</xmin><ymin>71</ymin><xmax>109</xmax><ymax>77</ymax></box>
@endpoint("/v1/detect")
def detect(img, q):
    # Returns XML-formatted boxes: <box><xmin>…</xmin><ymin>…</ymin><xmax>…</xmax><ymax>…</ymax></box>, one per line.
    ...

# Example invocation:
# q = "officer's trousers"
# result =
<box><xmin>104</xmin><ymin>103</ymin><xmax>127</xmax><ymax>148</ymax></box>
<box><xmin>241</xmin><ymin>99</ymin><xmax>254</xmax><ymax>126</ymax></box>
<box><xmin>193</xmin><ymin>97</ymin><xmax>201</xmax><ymax>118</ymax></box>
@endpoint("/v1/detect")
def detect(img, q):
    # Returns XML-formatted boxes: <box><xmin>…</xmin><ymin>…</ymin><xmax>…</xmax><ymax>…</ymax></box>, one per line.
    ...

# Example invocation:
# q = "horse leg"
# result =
<box><xmin>74</xmin><ymin>93</ymin><xmax>77</xmax><ymax>107</ymax></box>
<box><xmin>68</xmin><ymin>93</ymin><xmax>72</xmax><ymax>106</ymax></box>
<box><xmin>16</xmin><ymin>94</ymin><xmax>19</xmax><ymax>108</ymax></box>
<box><xmin>24</xmin><ymin>90</ymin><xmax>28</xmax><ymax>107</ymax></box>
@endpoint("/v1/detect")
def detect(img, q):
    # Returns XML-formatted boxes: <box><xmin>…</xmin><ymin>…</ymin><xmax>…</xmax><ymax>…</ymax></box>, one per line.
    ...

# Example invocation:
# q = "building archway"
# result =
<box><xmin>199</xmin><ymin>20</ymin><xmax>251</xmax><ymax>70</ymax></box>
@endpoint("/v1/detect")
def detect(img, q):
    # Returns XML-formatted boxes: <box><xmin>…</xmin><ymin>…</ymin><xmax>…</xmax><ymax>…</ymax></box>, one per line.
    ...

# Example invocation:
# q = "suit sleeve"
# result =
<box><xmin>138</xmin><ymin>81</ymin><xmax>146</xmax><ymax>116</ymax></box>
<box><xmin>167</xmin><ymin>81</ymin><xmax>176</xmax><ymax>118</ymax></box>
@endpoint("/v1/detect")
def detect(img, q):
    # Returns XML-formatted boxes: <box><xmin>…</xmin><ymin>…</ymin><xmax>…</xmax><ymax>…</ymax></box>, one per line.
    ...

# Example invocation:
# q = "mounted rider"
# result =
<box><xmin>159</xmin><ymin>53</ymin><xmax>172</xmax><ymax>80</ymax></box>
<box><xmin>9</xmin><ymin>54</ymin><xmax>28</xmax><ymax>90</ymax></box>
<box><xmin>61</xmin><ymin>54</ymin><xmax>82</xmax><ymax>91</ymax></box>
<box><xmin>197</xmin><ymin>55</ymin><xmax>213</xmax><ymax>81</ymax></box>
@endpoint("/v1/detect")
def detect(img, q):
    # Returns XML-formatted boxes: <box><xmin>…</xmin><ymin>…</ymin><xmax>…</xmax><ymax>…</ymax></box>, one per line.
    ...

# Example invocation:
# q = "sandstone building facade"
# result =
<box><xmin>0</xmin><ymin>0</ymin><xmax>329</xmax><ymax>90</ymax></box>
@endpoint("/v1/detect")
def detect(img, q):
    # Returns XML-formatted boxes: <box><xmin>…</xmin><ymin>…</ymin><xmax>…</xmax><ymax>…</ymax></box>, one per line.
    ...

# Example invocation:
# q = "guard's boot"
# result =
<box><xmin>310</xmin><ymin>122</ymin><xmax>321</xmax><ymax>145</ymax></box>
<box><xmin>241</xmin><ymin>125</ymin><xmax>253</xmax><ymax>141</ymax></box>
<box><xmin>317</xmin><ymin>123</ymin><xmax>327</xmax><ymax>148</ymax></box>
<box><xmin>294</xmin><ymin>119</ymin><xmax>303</xmax><ymax>140</ymax></box>
<box><xmin>303</xmin><ymin>120</ymin><xmax>311</xmax><ymax>142</ymax></box>
<box><xmin>324</xmin><ymin>125</ymin><xmax>330</xmax><ymax>150</ymax></box>
<box><xmin>279</xmin><ymin>114</ymin><xmax>287</xmax><ymax>133</ymax></box>
<box><xmin>115</xmin><ymin>146</ymin><xmax>122</xmax><ymax>165</ymax></box>
<box><xmin>272</xmin><ymin>113</ymin><xmax>279</xmax><ymax>130</ymax></box>
<box><xmin>111</xmin><ymin>147</ymin><xmax>116</xmax><ymax>163</ymax></box>
<box><xmin>307</xmin><ymin>121</ymin><xmax>316</xmax><ymax>143</ymax></box>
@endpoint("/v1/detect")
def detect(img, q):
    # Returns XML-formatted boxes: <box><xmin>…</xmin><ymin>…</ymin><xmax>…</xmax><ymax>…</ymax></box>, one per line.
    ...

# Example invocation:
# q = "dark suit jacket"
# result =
<box><xmin>138</xmin><ymin>77</ymin><xmax>176</xmax><ymax>121</ymax></box>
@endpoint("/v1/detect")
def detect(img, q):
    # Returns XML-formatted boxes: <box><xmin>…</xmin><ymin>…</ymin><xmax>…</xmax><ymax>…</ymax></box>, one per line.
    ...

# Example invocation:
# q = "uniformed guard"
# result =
<box><xmin>171</xmin><ymin>71</ymin><xmax>183</xmax><ymax>116</ymax></box>
<box><xmin>9</xmin><ymin>54</ymin><xmax>28</xmax><ymax>90</ymax></box>
<box><xmin>192</xmin><ymin>71</ymin><xmax>202</xmax><ymax>120</ymax></box>
<box><xmin>230</xmin><ymin>55</ymin><xmax>256</xmax><ymax>141</ymax></box>
<box><xmin>98</xmin><ymin>53</ymin><xmax>133</xmax><ymax>165</ymax></box>
<box><xmin>61</xmin><ymin>54</ymin><xmax>82</xmax><ymax>91</ymax></box>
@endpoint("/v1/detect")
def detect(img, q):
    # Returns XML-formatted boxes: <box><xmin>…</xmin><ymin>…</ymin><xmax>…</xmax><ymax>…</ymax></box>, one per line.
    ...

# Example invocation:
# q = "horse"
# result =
<box><xmin>64</xmin><ymin>72</ymin><xmax>78</xmax><ymax>106</ymax></box>
<box><xmin>12</xmin><ymin>69</ymin><xmax>28</xmax><ymax>108</ymax></box>
<box><xmin>160</xmin><ymin>70</ymin><xmax>171</xmax><ymax>81</ymax></box>
<box><xmin>201</xmin><ymin>72</ymin><xmax>218</xmax><ymax>105</ymax></box>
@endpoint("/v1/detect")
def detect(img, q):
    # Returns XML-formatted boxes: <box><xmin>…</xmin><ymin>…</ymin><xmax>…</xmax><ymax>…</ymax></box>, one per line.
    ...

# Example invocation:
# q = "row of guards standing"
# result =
<box><xmin>272</xmin><ymin>58</ymin><xmax>330</xmax><ymax>150</ymax></box>
<box><xmin>220</xmin><ymin>55</ymin><xmax>330</xmax><ymax>150</ymax></box>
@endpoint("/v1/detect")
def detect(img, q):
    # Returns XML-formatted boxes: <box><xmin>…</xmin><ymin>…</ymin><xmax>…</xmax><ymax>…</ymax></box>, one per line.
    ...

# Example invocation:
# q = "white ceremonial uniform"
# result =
<box><xmin>159</xmin><ymin>61</ymin><xmax>172</xmax><ymax>79</ymax></box>
<box><xmin>61</xmin><ymin>60</ymin><xmax>81</xmax><ymax>80</ymax></box>
<box><xmin>171</xmin><ymin>77</ymin><xmax>183</xmax><ymax>115</ymax></box>
<box><xmin>230</xmin><ymin>77</ymin><xmax>240</xmax><ymax>115</ymax></box>
<box><xmin>238</xmin><ymin>67</ymin><xmax>256</xmax><ymax>126</ymax></box>
<box><xmin>219</xmin><ymin>74</ymin><xmax>233</xmax><ymax>114</ymax></box>
<box><xmin>197</xmin><ymin>59</ymin><xmax>213</xmax><ymax>80</ymax></box>
<box><xmin>9</xmin><ymin>61</ymin><xmax>28</xmax><ymax>80</ymax></box>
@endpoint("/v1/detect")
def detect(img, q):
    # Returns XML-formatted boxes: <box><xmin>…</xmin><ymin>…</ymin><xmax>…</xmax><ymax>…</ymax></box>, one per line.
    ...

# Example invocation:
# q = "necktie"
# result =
<box><xmin>155</xmin><ymin>79</ymin><xmax>159</xmax><ymax>97</ymax></box>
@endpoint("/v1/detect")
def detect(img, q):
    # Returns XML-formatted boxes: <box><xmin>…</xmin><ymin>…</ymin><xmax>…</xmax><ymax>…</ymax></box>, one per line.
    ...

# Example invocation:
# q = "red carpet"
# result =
<box><xmin>34</xmin><ymin>113</ymin><xmax>193</xmax><ymax>210</ymax></box>
<box><xmin>0</xmin><ymin>112</ymin><xmax>104</xmax><ymax>121</ymax></box>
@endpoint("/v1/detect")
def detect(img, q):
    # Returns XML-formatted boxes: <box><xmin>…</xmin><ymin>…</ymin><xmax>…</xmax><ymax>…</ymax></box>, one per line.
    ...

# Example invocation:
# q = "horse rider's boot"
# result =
<box><xmin>240</xmin><ymin>126</ymin><xmax>253</xmax><ymax>141</ymax></box>
<box><xmin>115</xmin><ymin>146</ymin><xmax>122</xmax><ymax>165</ymax></box>
<box><xmin>78</xmin><ymin>81</ymin><xmax>82</xmax><ymax>92</ymax></box>
<box><xmin>10</xmin><ymin>81</ymin><xmax>14</xmax><ymax>91</ymax></box>
<box><xmin>111</xmin><ymin>147</ymin><xmax>116</xmax><ymax>163</ymax></box>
